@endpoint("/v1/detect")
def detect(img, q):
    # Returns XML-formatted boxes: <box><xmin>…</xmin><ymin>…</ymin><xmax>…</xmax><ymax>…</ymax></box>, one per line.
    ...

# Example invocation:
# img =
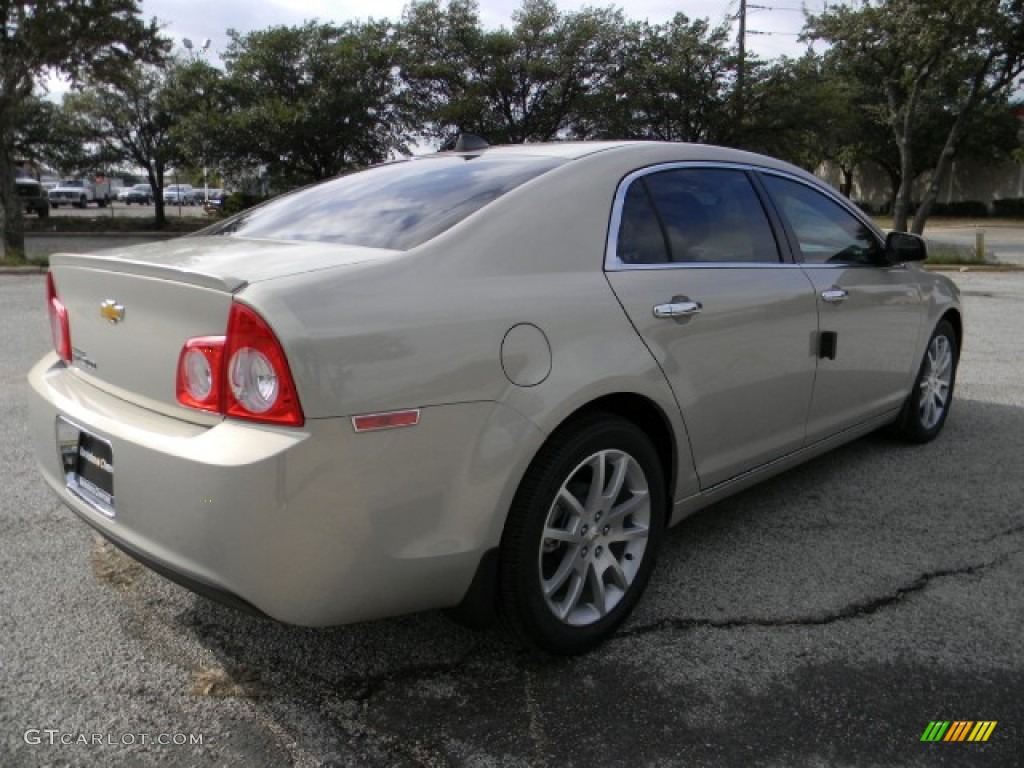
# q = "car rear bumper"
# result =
<box><xmin>29</xmin><ymin>354</ymin><xmax>542</xmax><ymax>626</ymax></box>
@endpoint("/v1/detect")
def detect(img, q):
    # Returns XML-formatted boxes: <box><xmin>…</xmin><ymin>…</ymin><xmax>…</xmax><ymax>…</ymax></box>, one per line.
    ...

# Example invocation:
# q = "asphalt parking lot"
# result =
<box><xmin>1</xmin><ymin>268</ymin><xmax>1022</xmax><ymax>766</ymax></box>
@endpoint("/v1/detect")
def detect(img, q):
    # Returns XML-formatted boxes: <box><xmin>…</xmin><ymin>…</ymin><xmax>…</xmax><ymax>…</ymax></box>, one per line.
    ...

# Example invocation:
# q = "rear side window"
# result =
<box><xmin>761</xmin><ymin>174</ymin><xmax>880</xmax><ymax>265</ymax></box>
<box><xmin>617</xmin><ymin>181</ymin><xmax>670</xmax><ymax>264</ymax></box>
<box><xmin>616</xmin><ymin>168</ymin><xmax>780</xmax><ymax>265</ymax></box>
<box><xmin>204</xmin><ymin>154</ymin><xmax>565</xmax><ymax>251</ymax></box>
<box><xmin>643</xmin><ymin>169</ymin><xmax>780</xmax><ymax>264</ymax></box>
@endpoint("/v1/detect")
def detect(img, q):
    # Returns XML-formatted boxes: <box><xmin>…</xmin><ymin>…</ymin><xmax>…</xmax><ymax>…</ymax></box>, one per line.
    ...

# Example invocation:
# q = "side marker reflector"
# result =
<box><xmin>351</xmin><ymin>410</ymin><xmax>421</xmax><ymax>433</ymax></box>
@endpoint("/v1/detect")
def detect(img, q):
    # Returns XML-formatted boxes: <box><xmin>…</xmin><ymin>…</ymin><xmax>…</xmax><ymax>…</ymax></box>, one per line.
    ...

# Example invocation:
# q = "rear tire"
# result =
<box><xmin>499</xmin><ymin>413</ymin><xmax>665</xmax><ymax>654</ymax></box>
<box><xmin>892</xmin><ymin>320</ymin><xmax>958</xmax><ymax>443</ymax></box>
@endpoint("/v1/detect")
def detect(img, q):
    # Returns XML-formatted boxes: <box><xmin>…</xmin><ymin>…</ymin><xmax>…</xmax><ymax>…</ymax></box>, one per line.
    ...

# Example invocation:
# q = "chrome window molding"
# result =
<box><xmin>605</xmin><ymin>161</ymin><xmax>887</xmax><ymax>272</ymax></box>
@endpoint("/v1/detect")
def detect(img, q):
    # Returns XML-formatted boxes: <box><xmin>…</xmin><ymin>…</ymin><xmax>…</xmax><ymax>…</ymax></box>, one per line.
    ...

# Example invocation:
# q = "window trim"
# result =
<box><xmin>755</xmin><ymin>169</ymin><xmax>888</xmax><ymax>269</ymax></box>
<box><xmin>605</xmin><ymin>162</ymin><xmax>793</xmax><ymax>271</ymax></box>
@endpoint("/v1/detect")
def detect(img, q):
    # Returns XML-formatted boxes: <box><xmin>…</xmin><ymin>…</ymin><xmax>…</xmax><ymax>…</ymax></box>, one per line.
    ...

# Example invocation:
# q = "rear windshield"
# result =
<box><xmin>202</xmin><ymin>154</ymin><xmax>566</xmax><ymax>251</ymax></box>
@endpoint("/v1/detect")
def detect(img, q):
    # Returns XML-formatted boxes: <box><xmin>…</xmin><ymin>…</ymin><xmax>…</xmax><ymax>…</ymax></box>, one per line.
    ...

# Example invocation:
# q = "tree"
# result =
<box><xmin>572</xmin><ymin>14</ymin><xmax>736</xmax><ymax>144</ymax></box>
<box><xmin>400</xmin><ymin>0</ymin><xmax>622</xmax><ymax>145</ymax></box>
<box><xmin>209</xmin><ymin>21</ymin><xmax>412</xmax><ymax>188</ymax></box>
<box><xmin>12</xmin><ymin>96</ymin><xmax>94</xmax><ymax>176</ymax></box>
<box><xmin>806</xmin><ymin>0</ymin><xmax>1024</xmax><ymax>233</ymax></box>
<box><xmin>1</xmin><ymin>0</ymin><xmax>166</xmax><ymax>258</ymax></box>
<box><xmin>63</xmin><ymin>60</ymin><xmax>215</xmax><ymax>228</ymax></box>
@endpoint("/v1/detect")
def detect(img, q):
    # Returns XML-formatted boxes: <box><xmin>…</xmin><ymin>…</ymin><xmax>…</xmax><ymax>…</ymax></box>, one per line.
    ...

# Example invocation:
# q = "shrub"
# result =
<box><xmin>991</xmin><ymin>198</ymin><xmax>1024</xmax><ymax>218</ymax></box>
<box><xmin>220</xmin><ymin>192</ymin><xmax>266</xmax><ymax>217</ymax></box>
<box><xmin>927</xmin><ymin>200</ymin><xmax>989</xmax><ymax>218</ymax></box>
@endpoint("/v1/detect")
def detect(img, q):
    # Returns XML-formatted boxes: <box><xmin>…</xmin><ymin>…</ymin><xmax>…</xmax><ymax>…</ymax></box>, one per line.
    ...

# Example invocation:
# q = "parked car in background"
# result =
<box><xmin>163</xmin><ymin>184</ymin><xmax>195</xmax><ymax>205</ymax></box>
<box><xmin>48</xmin><ymin>178</ymin><xmax>112</xmax><ymax>208</ymax></box>
<box><xmin>15</xmin><ymin>177</ymin><xmax>50</xmax><ymax>217</ymax></box>
<box><xmin>119</xmin><ymin>184</ymin><xmax>153</xmax><ymax>205</ymax></box>
<box><xmin>197</xmin><ymin>188</ymin><xmax>222</xmax><ymax>204</ymax></box>
<box><xmin>201</xmin><ymin>189</ymin><xmax>225</xmax><ymax>214</ymax></box>
<box><xmin>30</xmin><ymin>139</ymin><xmax>962</xmax><ymax>655</ymax></box>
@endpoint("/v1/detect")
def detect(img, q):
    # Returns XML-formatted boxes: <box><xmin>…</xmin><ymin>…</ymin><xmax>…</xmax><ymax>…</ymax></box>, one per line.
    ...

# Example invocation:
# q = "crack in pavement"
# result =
<box><xmin>619</xmin><ymin>547</ymin><xmax>1024</xmax><ymax>639</ymax></box>
<box><xmin>257</xmin><ymin>643</ymin><xmax>501</xmax><ymax>766</ymax></box>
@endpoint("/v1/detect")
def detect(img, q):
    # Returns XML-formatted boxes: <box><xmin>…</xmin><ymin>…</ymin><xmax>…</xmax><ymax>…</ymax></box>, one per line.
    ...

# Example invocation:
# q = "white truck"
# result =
<box><xmin>48</xmin><ymin>177</ymin><xmax>114</xmax><ymax>208</ymax></box>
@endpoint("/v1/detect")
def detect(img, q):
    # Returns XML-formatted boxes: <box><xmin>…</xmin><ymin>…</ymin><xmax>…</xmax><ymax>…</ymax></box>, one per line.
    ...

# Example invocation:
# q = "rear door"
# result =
<box><xmin>757</xmin><ymin>172</ymin><xmax>923</xmax><ymax>443</ymax></box>
<box><xmin>605</xmin><ymin>165</ymin><xmax>819</xmax><ymax>489</ymax></box>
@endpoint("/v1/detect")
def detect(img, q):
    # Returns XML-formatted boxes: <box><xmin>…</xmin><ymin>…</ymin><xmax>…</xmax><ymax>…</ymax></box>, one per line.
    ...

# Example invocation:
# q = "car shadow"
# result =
<box><xmin>165</xmin><ymin>396</ymin><xmax>1024</xmax><ymax>764</ymax></box>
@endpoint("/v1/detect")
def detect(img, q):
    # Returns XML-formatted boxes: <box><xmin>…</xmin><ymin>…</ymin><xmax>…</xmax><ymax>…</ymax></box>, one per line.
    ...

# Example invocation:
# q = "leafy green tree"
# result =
<box><xmin>12</xmin><ymin>96</ymin><xmax>94</xmax><ymax>176</ymax></box>
<box><xmin>805</xmin><ymin>0</ymin><xmax>1024</xmax><ymax>232</ymax></box>
<box><xmin>63</xmin><ymin>60</ymin><xmax>217</xmax><ymax>228</ymax></box>
<box><xmin>0</xmin><ymin>0</ymin><xmax>166</xmax><ymax>258</ymax></box>
<box><xmin>209</xmin><ymin>21</ymin><xmax>411</xmax><ymax>188</ymax></box>
<box><xmin>400</xmin><ymin>0</ymin><xmax>622</xmax><ymax>145</ymax></box>
<box><xmin>572</xmin><ymin>14</ymin><xmax>736</xmax><ymax>144</ymax></box>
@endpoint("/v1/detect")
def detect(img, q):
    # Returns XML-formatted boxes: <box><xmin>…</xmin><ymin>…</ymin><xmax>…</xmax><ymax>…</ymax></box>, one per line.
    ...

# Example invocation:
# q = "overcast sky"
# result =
<box><xmin>138</xmin><ymin>0</ymin><xmax>818</xmax><ymax>61</ymax></box>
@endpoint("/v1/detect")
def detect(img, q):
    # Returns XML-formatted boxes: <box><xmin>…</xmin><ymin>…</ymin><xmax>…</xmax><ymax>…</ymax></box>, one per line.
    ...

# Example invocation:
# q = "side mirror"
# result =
<box><xmin>885</xmin><ymin>231</ymin><xmax>927</xmax><ymax>263</ymax></box>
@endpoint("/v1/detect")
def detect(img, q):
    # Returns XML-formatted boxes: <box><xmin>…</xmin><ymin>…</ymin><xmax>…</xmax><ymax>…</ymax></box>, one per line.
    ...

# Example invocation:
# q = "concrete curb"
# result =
<box><xmin>0</xmin><ymin>264</ymin><xmax>47</xmax><ymax>275</ymax></box>
<box><xmin>924</xmin><ymin>264</ymin><xmax>1024</xmax><ymax>273</ymax></box>
<box><xmin>24</xmin><ymin>231</ymin><xmax>184</xmax><ymax>239</ymax></box>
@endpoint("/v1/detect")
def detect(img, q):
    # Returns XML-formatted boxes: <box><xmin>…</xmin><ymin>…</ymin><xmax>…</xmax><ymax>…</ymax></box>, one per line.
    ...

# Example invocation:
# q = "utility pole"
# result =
<box><xmin>736</xmin><ymin>0</ymin><xmax>748</xmax><ymax>123</ymax></box>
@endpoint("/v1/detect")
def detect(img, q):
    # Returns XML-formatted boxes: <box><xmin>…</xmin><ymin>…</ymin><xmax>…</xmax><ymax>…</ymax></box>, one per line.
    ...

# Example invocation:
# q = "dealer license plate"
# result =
<box><xmin>57</xmin><ymin>417</ymin><xmax>115</xmax><ymax>517</ymax></box>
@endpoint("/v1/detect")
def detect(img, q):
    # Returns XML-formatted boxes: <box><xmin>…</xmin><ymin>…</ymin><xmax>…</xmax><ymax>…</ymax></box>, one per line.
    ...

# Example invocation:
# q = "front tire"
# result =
<box><xmin>892</xmin><ymin>319</ymin><xmax>958</xmax><ymax>443</ymax></box>
<box><xmin>499</xmin><ymin>413</ymin><xmax>666</xmax><ymax>654</ymax></box>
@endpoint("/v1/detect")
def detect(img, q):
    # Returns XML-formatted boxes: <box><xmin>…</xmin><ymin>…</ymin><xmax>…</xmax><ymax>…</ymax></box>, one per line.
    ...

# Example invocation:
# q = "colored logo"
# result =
<box><xmin>100</xmin><ymin>299</ymin><xmax>125</xmax><ymax>324</ymax></box>
<box><xmin>921</xmin><ymin>721</ymin><xmax>997</xmax><ymax>742</ymax></box>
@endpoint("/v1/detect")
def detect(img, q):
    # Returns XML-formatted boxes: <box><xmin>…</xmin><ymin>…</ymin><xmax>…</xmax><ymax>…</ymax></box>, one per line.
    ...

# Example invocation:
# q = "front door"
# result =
<box><xmin>757</xmin><ymin>173</ymin><xmax>924</xmax><ymax>443</ymax></box>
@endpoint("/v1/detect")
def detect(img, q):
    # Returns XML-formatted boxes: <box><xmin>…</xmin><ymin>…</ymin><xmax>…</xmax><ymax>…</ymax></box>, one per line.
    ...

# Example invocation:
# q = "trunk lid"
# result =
<box><xmin>49</xmin><ymin>236</ymin><xmax>396</xmax><ymax>420</ymax></box>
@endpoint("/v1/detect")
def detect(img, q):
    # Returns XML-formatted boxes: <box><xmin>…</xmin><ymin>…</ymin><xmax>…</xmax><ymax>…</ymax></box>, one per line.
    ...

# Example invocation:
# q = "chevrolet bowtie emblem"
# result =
<box><xmin>100</xmin><ymin>299</ymin><xmax>125</xmax><ymax>324</ymax></box>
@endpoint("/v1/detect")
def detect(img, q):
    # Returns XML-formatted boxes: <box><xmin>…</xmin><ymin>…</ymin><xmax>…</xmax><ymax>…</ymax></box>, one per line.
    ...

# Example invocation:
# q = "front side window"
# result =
<box><xmin>202</xmin><ymin>154</ymin><xmax>565</xmax><ymax>251</ymax></box>
<box><xmin>761</xmin><ymin>174</ymin><xmax>880</xmax><ymax>265</ymax></box>
<box><xmin>616</xmin><ymin>168</ymin><xmax>781</xmax><ymax>265</ymax></box>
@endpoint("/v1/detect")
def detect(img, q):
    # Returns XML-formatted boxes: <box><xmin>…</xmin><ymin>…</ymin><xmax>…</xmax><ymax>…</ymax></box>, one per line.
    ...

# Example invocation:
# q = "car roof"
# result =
<box><xmin>436</xmin><ymin>140</ymin><xmax>818</xmax><ymax>182</ymax></box>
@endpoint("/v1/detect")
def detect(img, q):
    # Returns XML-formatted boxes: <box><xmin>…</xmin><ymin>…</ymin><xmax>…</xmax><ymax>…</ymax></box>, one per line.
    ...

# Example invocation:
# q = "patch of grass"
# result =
<box><xmin>89</xmin><ymin>535</ymin><xmax>144</xmax><ymax>588</ymax></box>
<box><xmin>191</xmin><ymin>663</ymin><xmax>267</xmax><ymax>698</ymax></box>
<box><xmin>924</xmin><ymin>242</ymin><xmax>995</xmax><ymax>266</ymax></box>
<box><xmin>1</xmin><ymin>248</ymin><xmax>29</xmax><ymax>266</ymax></box>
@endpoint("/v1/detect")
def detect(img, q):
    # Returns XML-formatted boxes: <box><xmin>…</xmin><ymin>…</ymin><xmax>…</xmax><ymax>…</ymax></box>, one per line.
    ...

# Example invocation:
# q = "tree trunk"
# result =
<box><xmin>148</xmin><ymin>162</ymin><xmax>166</xmax><ymax>229</ymax></box>
<box><xmin>892</xmin><ymin>135</ymin><xmax>913</xmax><ymax>232</ymax></box>
<box><xmin>912</xmin><ymin>84</ymin><xmax>985</xmax><ymax>234</ymax></box>
<box><xmin>887</xmin><ymin>65</ymin><xmax>932</xmax><ymax>232</ymax></box>
<box><xmin>839</xmin><ymin>165</ymin><xmax>853</xmax><ymax>198</ymax></box>
<box><xmin>912</xmin><ymin>141</ymin><xmax>958</xmax><ymax>235</ymax></box>
<box><xmin>0</xmin><ymin>143</ymin><xmax>25</xmax><ymax>261</ymax></box>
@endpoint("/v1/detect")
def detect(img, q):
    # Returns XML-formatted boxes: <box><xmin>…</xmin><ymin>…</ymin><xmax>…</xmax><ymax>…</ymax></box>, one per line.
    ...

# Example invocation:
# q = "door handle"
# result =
<box><xmin>653</xmin><ymin>301</ymin><xmax>702</xmax><ymax>319</ymax></box>
<box><xmin>821</xmin><ymin>288</ymin><xmax>848</xmax><ymax>304</ymax></box>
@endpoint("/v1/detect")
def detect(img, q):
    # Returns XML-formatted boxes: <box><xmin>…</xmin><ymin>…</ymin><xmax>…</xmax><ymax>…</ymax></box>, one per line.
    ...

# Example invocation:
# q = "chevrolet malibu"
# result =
<box><xmin>29</xmin><ymin>139</ymin><xmax>961</xmax><ymax>654</ymax></box>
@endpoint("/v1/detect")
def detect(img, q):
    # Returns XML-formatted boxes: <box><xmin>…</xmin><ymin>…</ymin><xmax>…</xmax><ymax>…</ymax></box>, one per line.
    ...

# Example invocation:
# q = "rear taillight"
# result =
<box><xmin>175</xmin><ymin>336</ymin><xmax>225</xmax><ymax>412</ymax></box>
<box><xmin>46</xmin><ymin>271</ymin><xmax>72</xmax><ymax>362</ymax></box>
<box><xmin>175</xmin><ymin>302</ymin><xmax>304</xmax><ymax>426</ymax></box>
<box><xmin>223</xmin><ymin>303</ymin><xmax>303</xmax><ymax>425</ymax></box>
